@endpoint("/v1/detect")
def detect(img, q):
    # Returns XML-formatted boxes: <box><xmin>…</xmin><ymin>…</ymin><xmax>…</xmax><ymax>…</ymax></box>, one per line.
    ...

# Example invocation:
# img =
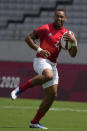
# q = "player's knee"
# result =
<box><xmin>45</xmin><ymin>74</ymin><xmax>53</xmax><ymax>82</ymax></box>
<box><xmin>52</xmin><ymin>92</ymin><xmax>57</xmax><ymax>99</ymax></box>
<box><xmin>54</xmin><ymin>92</ymin><xmax>57</xmax><ymax>97</ymax></box>
<box><xmin>49</xmin><ymin>91</ymin><xmax>57</xmax><ymax>100</ymax></box>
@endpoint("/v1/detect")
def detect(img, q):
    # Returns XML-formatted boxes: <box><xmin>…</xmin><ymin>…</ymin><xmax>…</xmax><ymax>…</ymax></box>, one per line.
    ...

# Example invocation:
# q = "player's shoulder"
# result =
<box><xmin>37</xmin><ymin>23</ymin><xmax>52</xmax><ymax>32</ymax></box>
<box><xmin>35</xmin><ymin>23</ymin><xmax>49</xmax><ymax>32</ymax></box>
<box><xmin>41</xmin><ymin>23</ymin><xmax>52</xmax><ymax>29</ymax></box>
<box><xmin>36</xmin><ymin>23</ymin><xmax>49</xmax><ymax>32</ymax></box>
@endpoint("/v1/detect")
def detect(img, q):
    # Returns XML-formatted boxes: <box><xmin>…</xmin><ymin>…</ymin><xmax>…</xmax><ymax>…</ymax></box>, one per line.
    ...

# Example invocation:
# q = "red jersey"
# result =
<box><xmin>35</xmin><ymin>23</ymin><xmax>68</xmax><ymax>63</ymax></box>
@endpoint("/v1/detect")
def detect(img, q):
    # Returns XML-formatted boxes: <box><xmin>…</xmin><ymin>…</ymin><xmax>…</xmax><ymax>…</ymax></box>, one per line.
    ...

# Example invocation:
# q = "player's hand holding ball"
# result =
<box><xmin>61</xmin><ymin>31</ymin><xmax>77</xmax><ymax>50</ymax></box>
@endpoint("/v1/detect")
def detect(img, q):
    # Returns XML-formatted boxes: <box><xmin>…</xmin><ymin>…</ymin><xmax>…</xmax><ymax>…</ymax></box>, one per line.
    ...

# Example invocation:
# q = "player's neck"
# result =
<box><xmin>53</xmin><ymin>23</ymin><xmax>63</xmax><ymax>30</ymax></box>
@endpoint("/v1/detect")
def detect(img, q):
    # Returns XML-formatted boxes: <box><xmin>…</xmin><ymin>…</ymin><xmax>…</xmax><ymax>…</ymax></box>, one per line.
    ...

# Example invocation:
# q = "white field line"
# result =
<box><xmin>48</xmin><ymin>127</ymin><xmax>87</xmax><ymax>130</ymax></box>
<box><xmin>0</xmin><ymin>105</ymin><xmax>87</xmax><ymax>113</ymax></box>
<box><xmin>49</xmin><ymin>127</ymin><xmax>87</xmax><ymax>130</ymax></box>
<box><xmin>50</xmin><ymin>107</ymin><xmax>87</xmax><ymax>112</ymax></box>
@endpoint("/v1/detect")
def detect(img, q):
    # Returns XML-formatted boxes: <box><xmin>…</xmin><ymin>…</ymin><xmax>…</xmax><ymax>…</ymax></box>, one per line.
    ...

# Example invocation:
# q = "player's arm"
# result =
<box><xmin>68</xmin><ymin>45</ymin><xmax>77</xmax><ymax>57</ymax></box>
<box><xmin>64</xmin><ymin>32</ymin><xmax>77</xmax><ymax>57</ymax></box>
<box><xmin>25</xmin><ymin>31</ymin><xmax>50</xmax><ymax>58</ymax></box>
<box><xmin>25</xmin><ymin>31</ymin><xmax>39</xmax><ymax>51</ymax></box>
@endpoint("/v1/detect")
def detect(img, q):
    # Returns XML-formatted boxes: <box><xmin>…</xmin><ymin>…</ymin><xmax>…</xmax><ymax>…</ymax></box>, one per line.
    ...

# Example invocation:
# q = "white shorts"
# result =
<box><xmin>33</xmin><ymin>58</ymin><xmax>59</xmax><ymax>88</ymax></box>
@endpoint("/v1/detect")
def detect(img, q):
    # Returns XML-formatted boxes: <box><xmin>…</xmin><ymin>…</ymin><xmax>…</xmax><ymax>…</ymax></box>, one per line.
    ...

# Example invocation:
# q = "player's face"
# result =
<box><xmin>54</xmin><ymin>11</ymin><xmax>67</xmax><ymax>29</ymax></box>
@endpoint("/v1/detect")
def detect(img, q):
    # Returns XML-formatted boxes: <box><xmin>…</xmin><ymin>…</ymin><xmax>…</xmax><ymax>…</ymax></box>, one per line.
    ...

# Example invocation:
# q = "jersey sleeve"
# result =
<box><xmin>35</xmin><ymin>25</ymin><xmax>46</xmax><ymax>39</ymax></box>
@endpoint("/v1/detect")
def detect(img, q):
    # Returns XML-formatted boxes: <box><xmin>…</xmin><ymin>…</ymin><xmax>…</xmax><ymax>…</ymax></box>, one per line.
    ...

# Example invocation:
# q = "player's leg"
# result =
<box><xmin>30</xmin><ymin>84</ymin><xmax>58</xmax><ymax>129</ymax></box>
<box><xmin>18</xmin><ymin>69</ymin><xmax>53</xmax><ymax>91</ymax></box>
<box><xmin>30</xmin><ymin>63</ymin><xmax>58</xmax><ymax>129</ymax></box>
<box><xmin>39</xmin><ymin>84</ymin><xmax>58</xmax><ymax>112</ymax></box>
<box><xmin>11</xmin><ymin>69</ymin><xmax>53</xmax><ymax>100</ymax></box>
<box><xmin>11</xmin><ymin>58</ymin><xmax>53</xmax><ymax>100</ymax></box>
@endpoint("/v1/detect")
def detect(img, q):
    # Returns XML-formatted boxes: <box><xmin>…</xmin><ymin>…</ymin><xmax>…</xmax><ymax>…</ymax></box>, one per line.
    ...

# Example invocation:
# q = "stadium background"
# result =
<box><xmin>0</xmin><ymin>0</ymin><xmax>87</xmax><ymax>102</ymax></box>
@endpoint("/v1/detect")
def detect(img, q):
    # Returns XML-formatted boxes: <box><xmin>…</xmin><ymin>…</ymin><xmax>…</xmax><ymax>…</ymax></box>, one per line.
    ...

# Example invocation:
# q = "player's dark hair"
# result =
<box><xmin>55</xmin><ymin>8</ymin><xmax>66</xmax><ymax>16</ymax></box>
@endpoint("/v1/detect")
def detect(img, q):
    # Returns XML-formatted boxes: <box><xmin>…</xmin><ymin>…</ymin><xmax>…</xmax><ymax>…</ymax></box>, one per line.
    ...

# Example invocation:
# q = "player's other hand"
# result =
<box><xmin>63</xmin><ymin>32</ymin><xmax>77</xmax><ymax>43</ymax></box>
<box><xmin>40</xmin><ymin>50</ymin><xmax>51</xmax><ymax>58</ymax></box>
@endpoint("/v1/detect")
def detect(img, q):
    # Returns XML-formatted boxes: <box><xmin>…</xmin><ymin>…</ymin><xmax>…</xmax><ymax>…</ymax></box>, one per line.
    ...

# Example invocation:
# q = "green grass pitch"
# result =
<box><xmin>0</xmin><ymin>98</ymin><xmax>87</xmax><ymax>131</ymax></box>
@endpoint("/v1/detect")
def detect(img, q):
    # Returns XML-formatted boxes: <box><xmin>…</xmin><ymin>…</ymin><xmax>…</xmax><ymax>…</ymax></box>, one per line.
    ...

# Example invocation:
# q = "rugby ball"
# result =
<box><xmin>61</xmin><ymin>31</ymin><xmax>72</xmax><ymax>50</ymax></box>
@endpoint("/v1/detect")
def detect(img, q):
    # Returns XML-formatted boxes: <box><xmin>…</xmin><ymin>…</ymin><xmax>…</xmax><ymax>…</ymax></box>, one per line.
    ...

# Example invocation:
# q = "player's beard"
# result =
<box><xmin>54</xmin><ymin>21</ymin><xmax>64</xmax><ymax>29</ymax></box>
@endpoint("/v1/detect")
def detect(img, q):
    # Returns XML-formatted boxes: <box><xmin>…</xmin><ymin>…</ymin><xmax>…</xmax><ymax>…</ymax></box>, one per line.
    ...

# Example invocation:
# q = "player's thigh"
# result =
<box><xmin>33</xmin><ymin>58</ymin><xmax>53</xmax><ymax>77</ymax></box>
<box><xmin>42</xmin><ymin>65</ymin><xmax>58</xmax><ymax>88</ymax></box>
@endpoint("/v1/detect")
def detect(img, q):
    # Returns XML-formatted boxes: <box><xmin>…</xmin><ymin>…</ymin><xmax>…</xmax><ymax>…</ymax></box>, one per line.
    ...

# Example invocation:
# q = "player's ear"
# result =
<box><xmin>64</xmin><ymin>16</ymin><xmax>67</xmax><ymax>22</ymax></box>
